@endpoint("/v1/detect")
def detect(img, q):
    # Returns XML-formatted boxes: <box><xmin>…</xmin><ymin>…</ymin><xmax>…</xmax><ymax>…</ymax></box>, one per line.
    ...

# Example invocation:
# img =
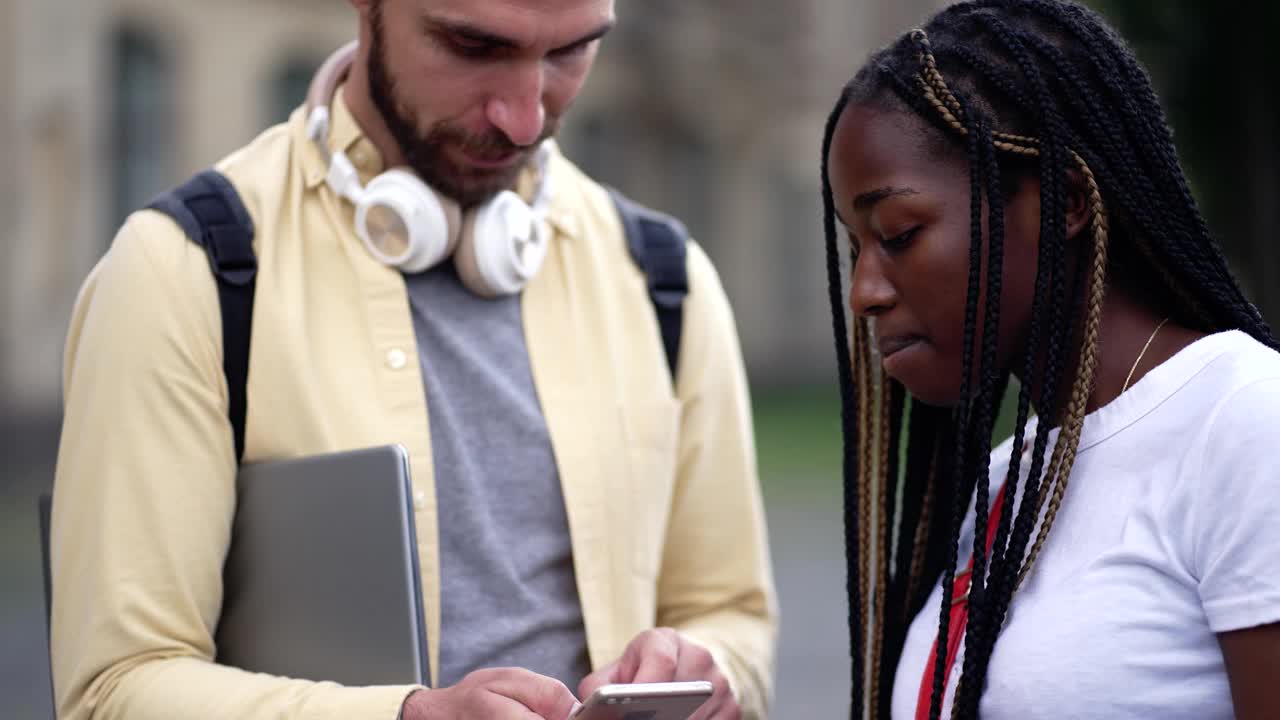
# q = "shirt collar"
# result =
<box><xmin>301</xmin><ymin>84</ymin><xmax>383</xmax><ymax>189</ymax></box>
<box><xmin>523</xmin><ymin>141</ymin><xmax>582</xmax><ymax>241</ymax></box>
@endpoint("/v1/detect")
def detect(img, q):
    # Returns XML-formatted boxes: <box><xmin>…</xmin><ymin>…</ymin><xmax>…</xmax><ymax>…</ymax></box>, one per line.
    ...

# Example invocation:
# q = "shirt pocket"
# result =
<box><xmin>618</xmin><ymin>399</ymin><xmax>681</xmax><ymax>581</ymax></box>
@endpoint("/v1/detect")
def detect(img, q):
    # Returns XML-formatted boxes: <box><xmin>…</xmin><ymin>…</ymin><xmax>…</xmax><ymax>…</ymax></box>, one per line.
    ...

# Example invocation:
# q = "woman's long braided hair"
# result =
<box><xmin>820</xmin><ymin>2</ymin><xmax>1276</xmax><ymax>718</ymax></box>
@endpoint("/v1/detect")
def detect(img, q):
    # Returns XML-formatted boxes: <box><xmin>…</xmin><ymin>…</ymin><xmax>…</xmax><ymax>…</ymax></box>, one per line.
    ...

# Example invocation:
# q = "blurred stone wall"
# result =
<box><xmin>0</xmin><ymin>0</ymin><xmax>948</xmax><ymax>416</ymax></box>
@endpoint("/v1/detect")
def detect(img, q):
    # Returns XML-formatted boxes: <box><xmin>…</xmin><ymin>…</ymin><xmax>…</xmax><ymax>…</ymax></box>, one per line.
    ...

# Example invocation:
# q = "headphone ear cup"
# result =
<box><xmin>355</xmin><ymin>169</ymin><xmax>461</xmax><ymax>273</ymax></box>
<box><xmin>452</xmin><ymin>213</ymin><xmax>491</xmax><ymax>298</ymax></box>
<box><xmin>454</xmin><ymin>190</ymin><xmax>547</xmax><ymax>298</ymax></box>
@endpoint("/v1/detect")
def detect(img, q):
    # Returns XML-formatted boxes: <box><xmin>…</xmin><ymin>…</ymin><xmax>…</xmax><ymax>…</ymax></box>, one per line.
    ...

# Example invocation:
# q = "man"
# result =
<box><xmin>49</xmin><ymin>1</ymin><xmax>776</xmax><ymax>719</ymax></box>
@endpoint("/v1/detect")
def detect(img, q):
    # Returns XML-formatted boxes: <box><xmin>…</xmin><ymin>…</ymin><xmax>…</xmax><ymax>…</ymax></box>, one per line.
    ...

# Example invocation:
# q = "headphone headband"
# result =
<box><xmin>305</xmin><ymin>40</ymin><xmax>358</xmax><ymax>150</ymax></box>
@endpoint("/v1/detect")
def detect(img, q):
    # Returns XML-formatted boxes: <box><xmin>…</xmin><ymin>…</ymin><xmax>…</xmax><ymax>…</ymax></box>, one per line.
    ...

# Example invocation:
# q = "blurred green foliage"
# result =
<box><xmin>751</xmin><ymin>381</ymin><xmax>1022</xmax><ymax>506</ymax></box>
<box><xmin>752</xmin><ymin>384</ymin><xmax>843</xmax><ymax>503</ymax></box>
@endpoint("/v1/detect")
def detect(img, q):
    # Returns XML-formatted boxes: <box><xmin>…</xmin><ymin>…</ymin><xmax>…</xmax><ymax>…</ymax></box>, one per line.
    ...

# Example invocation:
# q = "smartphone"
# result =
<box><xmin>570</xmin><ymin>681</ymin><xmax>714</xmax><ymax>720</ymax></box>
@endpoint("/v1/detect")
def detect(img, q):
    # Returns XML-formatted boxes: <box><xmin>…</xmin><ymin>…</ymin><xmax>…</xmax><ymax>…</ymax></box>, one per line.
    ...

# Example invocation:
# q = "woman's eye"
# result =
<box><xmin>882</xmin><ymin>227</ymin><xmax>919</xmax><ymax>252</ymax></box>
<box><xmin>845</xmin><ymin>229</ymin><xmax>861</xmax><ymax>261</ymax></box>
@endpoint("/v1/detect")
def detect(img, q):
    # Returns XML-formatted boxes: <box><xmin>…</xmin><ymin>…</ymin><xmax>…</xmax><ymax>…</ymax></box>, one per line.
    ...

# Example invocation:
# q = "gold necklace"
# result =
<box><xmin>1121</xmin><ymin>317</ymin><xmax>1171</xmax><ymax>394</ymax></box>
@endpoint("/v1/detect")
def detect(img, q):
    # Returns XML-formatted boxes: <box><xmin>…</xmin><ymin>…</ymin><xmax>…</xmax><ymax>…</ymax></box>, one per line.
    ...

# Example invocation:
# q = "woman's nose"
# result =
<box><xmin>849</xmin><ymin>250</ymin><xmax>896</xmax><ymax>318</ymax></box>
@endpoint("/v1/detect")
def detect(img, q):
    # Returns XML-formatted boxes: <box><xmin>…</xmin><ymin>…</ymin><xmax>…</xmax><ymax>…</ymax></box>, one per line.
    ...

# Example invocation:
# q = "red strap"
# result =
<box><xmin>913</xmin><ymin>485</ymin><xmax>1007</xmax><ymax>720</ymax></box>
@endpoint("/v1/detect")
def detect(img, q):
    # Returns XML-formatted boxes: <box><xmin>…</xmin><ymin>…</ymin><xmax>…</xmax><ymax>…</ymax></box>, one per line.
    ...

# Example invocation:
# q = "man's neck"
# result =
<box><xmin>340</xmin><ymin>46</ymin><xmax>406</xmax><ymax>169</ymax></box>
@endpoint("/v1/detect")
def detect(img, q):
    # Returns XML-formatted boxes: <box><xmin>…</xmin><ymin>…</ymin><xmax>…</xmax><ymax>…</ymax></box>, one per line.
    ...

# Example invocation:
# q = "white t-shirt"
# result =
<box><xmin>891</xmin><ymin>330</ymin><xmax>1280</xmax><ymax>720</ymax></box>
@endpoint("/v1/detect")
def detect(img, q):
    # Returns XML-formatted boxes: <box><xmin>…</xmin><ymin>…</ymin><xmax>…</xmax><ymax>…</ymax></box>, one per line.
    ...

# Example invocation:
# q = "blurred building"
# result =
<box><xmin>1</xmin><ymin>0</ymin><xmax>945</xmax><ymax>416</ymax></box>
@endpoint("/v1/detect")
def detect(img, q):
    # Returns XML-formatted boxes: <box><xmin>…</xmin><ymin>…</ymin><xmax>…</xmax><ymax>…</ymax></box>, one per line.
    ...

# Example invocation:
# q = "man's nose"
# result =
<box><xmin>849</xmin><ymin>250</ymin><xmax>896</xmax><ymax>318</ymax></box>
<box><xmin>486</xmin><ymin>61</ymin><xmax>546</xmax><ymax>147</ymax></box>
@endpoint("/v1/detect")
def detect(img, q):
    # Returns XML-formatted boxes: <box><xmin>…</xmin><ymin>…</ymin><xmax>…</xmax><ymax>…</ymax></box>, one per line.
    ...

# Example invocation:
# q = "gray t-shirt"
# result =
<box><xmin>405</xmin><ymin>261</ymin><xmax>590</xmax><ymax>690</ymax></box>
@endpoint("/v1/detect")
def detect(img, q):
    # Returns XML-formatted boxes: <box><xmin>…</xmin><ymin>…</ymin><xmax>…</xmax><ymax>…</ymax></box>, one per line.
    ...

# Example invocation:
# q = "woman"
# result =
<box><xmin>819</xmin><ymin>1</ymin><xmax>1280</xmax><ymax>718</ymax></box>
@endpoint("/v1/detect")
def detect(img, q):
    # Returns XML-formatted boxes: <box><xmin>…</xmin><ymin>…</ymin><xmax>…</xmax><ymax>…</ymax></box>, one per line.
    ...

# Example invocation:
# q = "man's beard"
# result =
<box><xmin>368</xmin><ymin>6</ymin><xmax>557</xmax><ymax>208</ymax></box>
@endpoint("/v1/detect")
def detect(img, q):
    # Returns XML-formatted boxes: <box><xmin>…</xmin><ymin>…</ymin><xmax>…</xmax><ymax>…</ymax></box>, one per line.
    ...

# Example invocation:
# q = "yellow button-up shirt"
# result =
<box><xmin>51</xmin><ymin>91</ymin><xmax>776</xmax><ymax>720</ymax></box>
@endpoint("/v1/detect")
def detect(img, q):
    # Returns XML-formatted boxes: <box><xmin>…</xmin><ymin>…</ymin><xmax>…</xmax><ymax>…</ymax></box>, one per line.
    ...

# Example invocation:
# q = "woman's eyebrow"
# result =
<box><xmin>852</xmin><ymin>186</ymin><xmax>919</xmax><ymax>212</ymax></box>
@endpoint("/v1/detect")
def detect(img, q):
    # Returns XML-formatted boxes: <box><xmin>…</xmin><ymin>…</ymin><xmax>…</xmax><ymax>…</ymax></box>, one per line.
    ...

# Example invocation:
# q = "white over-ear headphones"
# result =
<box><xmin>304</xmin><ymin>41</ymin><xmax>553</xmax><ymax>297</ymax></box>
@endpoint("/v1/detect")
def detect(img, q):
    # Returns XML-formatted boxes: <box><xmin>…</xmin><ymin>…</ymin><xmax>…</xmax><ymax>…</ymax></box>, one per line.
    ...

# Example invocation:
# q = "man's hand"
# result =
<box><xmin>578</xmin><ymin>628</ymin><xmax>739</xmax><ymax>720</ymax></box>
<box><xmin>401</xmin><ymin>668</ymin><xmax>581</xmax><ymax>720</ymax></box>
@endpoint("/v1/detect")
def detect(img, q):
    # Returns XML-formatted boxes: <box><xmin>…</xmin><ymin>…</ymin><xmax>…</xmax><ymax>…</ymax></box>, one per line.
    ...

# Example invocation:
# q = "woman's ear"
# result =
<box><xmin>1065</xmin><ymin>168</ymin><xmax>1092</xmax><ymax>242</ymax></box>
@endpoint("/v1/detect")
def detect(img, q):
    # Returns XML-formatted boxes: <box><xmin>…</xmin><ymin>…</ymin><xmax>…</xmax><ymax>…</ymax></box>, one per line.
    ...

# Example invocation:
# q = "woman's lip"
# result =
<box><xmin>878</xmin><ymin>335</ymin><xmax>922</xmax><ymax>359</ymax></box>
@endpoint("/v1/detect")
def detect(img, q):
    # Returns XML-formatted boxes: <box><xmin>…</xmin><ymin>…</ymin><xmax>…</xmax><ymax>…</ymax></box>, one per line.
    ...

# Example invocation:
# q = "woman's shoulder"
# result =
<box><xmin>1177</xmin><ymin>332</ymin><xmax>1280</xmax><ymax>482</ymax></box>
<box><xmin>1078</xmin><ymin>330</ymin><xmax>1280</xmax><ymax>486</ymax></box>
<box><xmin>1194</xmin><ymin>330</ymin><xmax>1280</xmax><ymax>417</ymax></box>
<box><xmin>1203</xmin><ymin>328</ymin><xmax>1280</xmax><ymax>376</ymax></box>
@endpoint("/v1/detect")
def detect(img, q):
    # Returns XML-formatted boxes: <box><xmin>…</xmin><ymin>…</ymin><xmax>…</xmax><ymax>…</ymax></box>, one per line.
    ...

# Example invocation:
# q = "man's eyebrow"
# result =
<box><xmin>558</xmin><ymin>20</ymin><xmax>615</xmax><ymax>51</ymax></box>
<box><xmin>432</xmin><ymin>20</ymin><xmax>520</xmax><ymax>50</ymax></box>
<box><xmin>852</xmin><ymin>187</ymin><xmax>919</xmax><ymax>212</ymax></box>
<box><xmin>430</xmin><ymin>19</ymin><xmax>616</xmax><ymax>53</ymax></box>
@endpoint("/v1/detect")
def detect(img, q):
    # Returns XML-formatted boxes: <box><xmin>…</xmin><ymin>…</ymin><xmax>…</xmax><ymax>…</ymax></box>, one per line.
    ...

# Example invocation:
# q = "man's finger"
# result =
<box><xmin>485</xmin><ymin>669</ymin><xmax>580</xmax><ymax>720</ymax></box>
<box><xmin>577</xmin><ymin>661</ymin><xmax>618</xmax><ymax>700</ymax></box>
<box><xmin>672</xmin><ymin>639</ymin><xmax>716</xmax><ymax>680</ymax></box>
<box><xmin>490</xmin><ymin>693</ymin><xmax>566</xmax><ymax>720</ymax></box>
<box><xmin>629</xmin><ymin>631</ymin><xmax>681</xmax><ymax>683</ymax></box>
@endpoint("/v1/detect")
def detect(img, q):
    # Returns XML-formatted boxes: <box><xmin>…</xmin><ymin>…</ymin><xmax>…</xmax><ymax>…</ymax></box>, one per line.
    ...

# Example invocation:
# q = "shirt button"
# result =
<box><xmin>413</xmin><ymin>489</ymin><xmax>427</xmax><ymax>511</ymax></box>
<box><xmin>386</xmin><ymin>348</ymin><xmax>408</xmax><ymax>370</ymax></box>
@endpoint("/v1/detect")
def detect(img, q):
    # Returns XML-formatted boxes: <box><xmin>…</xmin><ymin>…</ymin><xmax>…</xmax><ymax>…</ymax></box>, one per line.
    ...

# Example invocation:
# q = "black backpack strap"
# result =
<box><xmin>38</xmin><ymin>492</ymin><xmax>53</xmax><ymax>628</ymax></box>
<box><xmin>37</xmin><ymin>491</ymin><xmax>55</xmax><ymax>714</ymax></box>
<box><xmin>148</xmin><ymin>170</ymin><xmax>257</xmax><ymax>462</ymax></box>
<box><xmin>608</xmin><ymin>188</ymin><xmax>689</xmax><ymax>380</ymax></box>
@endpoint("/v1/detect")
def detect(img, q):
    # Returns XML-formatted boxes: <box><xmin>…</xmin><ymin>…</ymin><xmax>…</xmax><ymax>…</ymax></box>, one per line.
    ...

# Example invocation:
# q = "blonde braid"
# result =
<box><xmin>854</xmin><ymin>317</ymin><xmax>875</xmax><ymax>669</ymax></box>
<box><xmin>1017</xmin><ymin>155</ymin><xmax>1110</xmax><ymax>588</ymax></box>
<box><xmin>916</xmin><ymin>77</ymin><xmax>968</xmax><ymax>135</ymax></box>
<box><xmin>912</xmin><ymin>32</ymin><xmax>1044</xmax><ymax>158</ymax></box>
<box><xmin>871</xmin><ymin>364</ymin><xmax>897</xmax><ymax>712</ymax></box>
<box><xmin>908</xmin><ymin>30</ymin><xmax>1120</xmax><ymax>597</ymax></box>
<box><xmin>912</xmin><ymin>29</ymin><xmax>965</xmax><ymax>119</ymax></box>
<box><xmin>993</xmin><ymin>132</ymin><xmax>1042</xmax><ymax>157</ymax></box>
<box><xmin>991</xmin><ymin>124</ymin><xmax>1199</xmax><ymax>330</ymax></box>
<box><xmin>903</xmin><ymin>452</ymin><xmax>937</xmax><ymax>621</ymax></box>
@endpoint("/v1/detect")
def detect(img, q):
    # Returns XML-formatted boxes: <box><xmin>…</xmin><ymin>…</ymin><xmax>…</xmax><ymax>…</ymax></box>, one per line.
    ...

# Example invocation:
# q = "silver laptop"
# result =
<box><xmin>215</xmin><ymin>444</ymin><xmax>429</xmax><ymax>686</ymax></box>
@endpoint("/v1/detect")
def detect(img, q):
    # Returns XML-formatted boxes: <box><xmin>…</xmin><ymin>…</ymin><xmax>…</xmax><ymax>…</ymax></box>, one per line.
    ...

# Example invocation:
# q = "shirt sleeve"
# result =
<box><xmin>656</xmin><ymin>241</ymin><xmax>779</xmax><ymax>719</ymax></box>
<box><xmin>1191</xmin><ymin>378</ymin><xmax>1280</xmax><ymax>634</ymax></box>
<box><xmin>51</xmin><ymin>210</ymin><xmax>422</xmax><ymax>720</ymax></box>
